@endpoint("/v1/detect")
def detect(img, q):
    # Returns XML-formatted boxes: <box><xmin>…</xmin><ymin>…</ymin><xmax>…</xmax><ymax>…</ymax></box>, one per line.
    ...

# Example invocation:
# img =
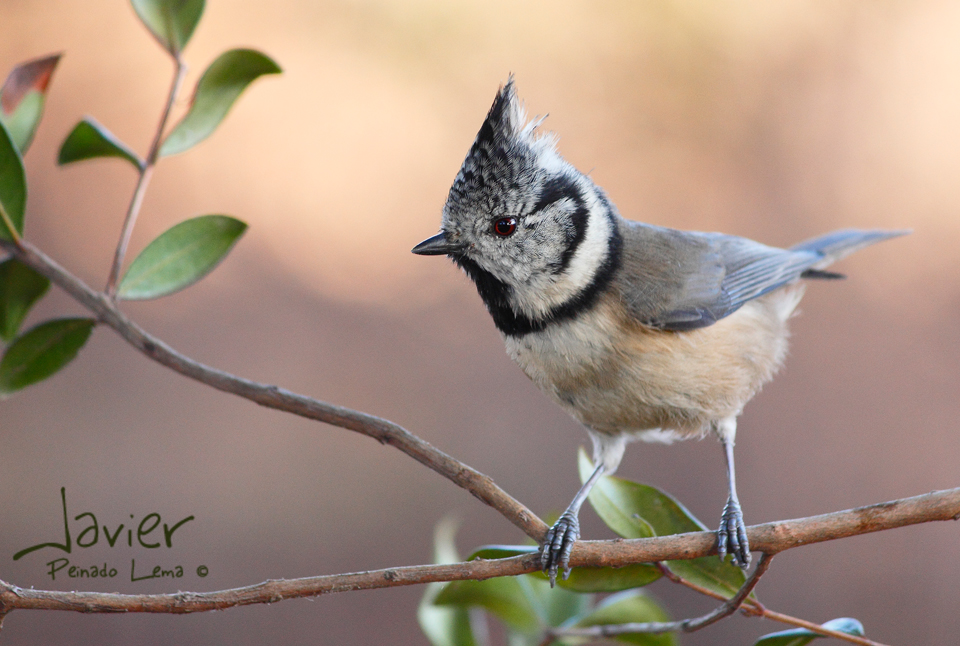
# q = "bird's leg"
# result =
<box><xmin>541</xmin><ymin>463</ymin><xmax>606</xmax><ymax>586</ymax></box>
<box><xmin>717</xmin><ymin>433</ymin><xmax>750</xmax><ymax>568</ymax></box>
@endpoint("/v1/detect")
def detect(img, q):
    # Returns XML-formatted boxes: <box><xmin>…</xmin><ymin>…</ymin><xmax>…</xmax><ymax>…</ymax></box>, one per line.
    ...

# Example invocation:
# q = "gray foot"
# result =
<box><xmin>541</xmin><ymin>512</ymin><xmax>579</xmax><ymax>586</ymax></box>
<box><xmin>717</xmin><ymin>497</ymin><xmax>750</xmax><ymax>568</ymax></box>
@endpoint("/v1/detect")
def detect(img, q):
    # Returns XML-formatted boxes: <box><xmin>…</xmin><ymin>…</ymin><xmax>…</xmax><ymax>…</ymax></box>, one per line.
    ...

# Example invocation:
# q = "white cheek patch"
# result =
<box><xmin>506</xmin><ymin>181</ymin><xmax>614</xmax><ymax>318</ymax></box>
<box><xmin>561</xmin><ymin>191</ymin><xmax>612</xmax><ymax>294</ymax></box>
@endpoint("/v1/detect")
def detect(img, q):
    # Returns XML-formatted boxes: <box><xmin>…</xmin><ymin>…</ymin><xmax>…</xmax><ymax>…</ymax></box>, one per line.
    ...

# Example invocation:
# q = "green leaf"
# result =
<box><xmin>0</xmin><ymin>259</ymin><xmax>50</xmax><ymax>342</ymax></box>
<box><xmin>570</xmin><ymin>590</ymin><xmax>676</xmax><ymax>646</ymax></box>
<box><xmin>578</xmin><ymin>450</ymin><xmax>659</xmax><ymax>539</ymax></box>
<box><xmin>548</xmin><ymin>562</ymin><xmax>661</xmax><ymax>593</ymax></box>
<box><xmin>117</xmin><ymin>215</ymin><xmax>247</xmax><ymax>300</ymax></box>
<box><xmin>577</xmin><ymin>449</ymin><xmax>747</xmax><ymax>599</ymax></box>
<box><xmin>419</xmin><ymin>518</ymin><xmax>478</xmax><ymax>646</ymax></box>
<box><xmin>440</xmin><ymin>544</ymin><xmax>593</xmax><ymax>635</ymax></box>
<box><xmin>467</xmin><ymin>544</ymin><xmax>660</xmax><ymax>593</ymax></box>
<box><xmin>131</xmin><ymin>0</ymin><xmax>205</xmax><ymax>56</ymax></box>
<box><xmin>518</xmin><ymin>574</ymin><xmax>592</xmax><ymax>631</ymax></box>
<box><xmin>663</xmin><ymin>557</ymin><xmax>746</xmax><ymax>601</ymax></box>
<box><xmin>0</xmin><ymin>318</ymin><xmax>95</xmax><ymax>395</ymax></box>
<box><xmin>159</xmin><ymin>49</ymin><xmax>281</xmax><ymax>157</ymax></box>
<box><xmin>754</xmin><ymin>617</ymin><xmax>865</xmax><ymax>646</ymax></box>
<box><xmin>435</xmin><ymin>576</ymin><xmax>541</xmax><ymax>635</ymax></box>
<box><xmin>578</xmin><ymin>449</ymin><xmax>706</xmax><ymax>538</ymax></box>
<box><xmin>58</xmin><ymin>117</ymin><xmax>144</xmax><ymax>170</ymax></box>
<box><xmin>0</xmin><ymin>54</ymin><xmax>61</xmax><ymax>154</ymax></box>
<box><xmin>0</xmin><ymin>120</ymin><xmax>27</xmax><ymax>240</ymax></box>
<box><xmin>467</xmin><ymin>545</ymin><xmax>539</xmax><ymax>560</ymax></box>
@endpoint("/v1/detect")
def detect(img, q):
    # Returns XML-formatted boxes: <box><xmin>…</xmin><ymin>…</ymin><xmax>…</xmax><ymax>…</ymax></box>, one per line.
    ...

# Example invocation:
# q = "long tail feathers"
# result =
<box><xmin>791</xmin><ymin>228</ymin><xmax>910</xmax><ymax>270</ymax></box>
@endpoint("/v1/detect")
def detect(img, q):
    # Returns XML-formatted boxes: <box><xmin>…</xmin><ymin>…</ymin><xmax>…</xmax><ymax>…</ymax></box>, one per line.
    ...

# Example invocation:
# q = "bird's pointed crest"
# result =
<box><xmin>446</xmin><ymin>78</ymin><xmax>558</xmax><ymax>213</ymax></box>
<box><xmin>476</xmin><ymin>76</ymin><xmax>525</xmax><ymax>148</ymax></box>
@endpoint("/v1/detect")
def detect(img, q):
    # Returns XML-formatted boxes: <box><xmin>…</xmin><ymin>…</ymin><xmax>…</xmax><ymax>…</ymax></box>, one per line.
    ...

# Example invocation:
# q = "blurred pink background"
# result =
<box><xmin>2</xmin><ymin>1</ymin><xmax>959</xmax><ymax>644</ymax></box>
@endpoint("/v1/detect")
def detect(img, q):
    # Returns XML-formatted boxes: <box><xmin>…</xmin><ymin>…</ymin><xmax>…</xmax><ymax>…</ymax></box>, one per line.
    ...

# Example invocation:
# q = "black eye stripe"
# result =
<box><xmin>556</xmin><ymin>202</ymin><xmax>590</xmax><ymax>273</ymax></box>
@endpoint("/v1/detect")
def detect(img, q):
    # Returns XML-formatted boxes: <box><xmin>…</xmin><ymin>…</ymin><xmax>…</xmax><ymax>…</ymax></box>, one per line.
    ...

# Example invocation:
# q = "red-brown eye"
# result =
<box><xmin>493</xmin><ymin>217</ymin><xmax>517</xmax><ymax>237</ymax></box>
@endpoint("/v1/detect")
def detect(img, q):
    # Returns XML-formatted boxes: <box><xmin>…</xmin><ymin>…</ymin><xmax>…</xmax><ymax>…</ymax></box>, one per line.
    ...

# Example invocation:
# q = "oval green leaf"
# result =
<box><xmin>547</xmin><ymin>562</ymin><xmax>661</xmax><ymax>593</ymax></box>
<box><xmin>434</xmin><ymin>576</ymin><xmax>541</xmax><ymax>635</ymax></box>
<box><xmin>0</xmin><ymin>318</ymin><xmax>95</xmax><ymax>395</ymax></box>
<box><xmin>456</xmin><ymin>545</ymin><xmax>594</xmax><ymax>629</ymax></box>
<box><xmin>117</xmin><ymin>214</ymin><xmax>247</xmax><ymax>300</ymax></box>
<box><xmin>58</xmin><ymin>117</ymin><xmax>144</xmax><ymax>170</ymax></box>
<box><xmin>662</xmin><ymin>557</ymin><xmax>747</xmax><ymax>601</ymax></box>
<box><xmin>754</xmin><ymin>617</ymin><xmax>865</xmax><ymax>646</ymax></box>
<box><xmin>570</xmin><ymin>590</ymin><xmax>676</xmax><ymax>646</ymax></box>
<box><xmin>0</xmin><ymin>54</ymin><xmax>61</xmax><ymax>154</ymax></box>
<box><xmin>0</xmin><ymin>120</ymin><xmax>26</xmax><ymax>240</ymax></box>
<box><xmin>159</xmin><ymin>49</ymin><xmax>281</xmax><ymax>157</ymax></box>
<box><xmin>577</xmin><ymin>449</ymin><xmax>748</xmax><ymax>599</ymax></box>
<box><xmin>0</xmin><ymin>258</ymin><xmax>50</xmax><ymax>342</ymax></box>
<box><xmin>131</xmin><ymin>0</ymin><xmax>205</xmax><ymax>56</ymax></box>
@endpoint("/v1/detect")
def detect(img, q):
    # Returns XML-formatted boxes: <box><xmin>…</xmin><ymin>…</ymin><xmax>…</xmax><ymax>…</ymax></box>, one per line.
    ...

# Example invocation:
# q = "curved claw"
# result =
<box><xmin>717</xmin><ymin>497</ymin><xmax>750</xmax><ymax>569</ymax></box>
<box><xmin>540</xmin><ymin>512</ymin><xmax>580</xmax><ymax>586</ymax></box>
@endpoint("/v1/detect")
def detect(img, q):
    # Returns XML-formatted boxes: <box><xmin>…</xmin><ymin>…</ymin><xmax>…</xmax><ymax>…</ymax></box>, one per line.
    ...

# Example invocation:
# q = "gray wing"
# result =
<box><xmin>615</xmin><ymin>223</ymin><xmax>899</xmax><ymax>331</ymax></box>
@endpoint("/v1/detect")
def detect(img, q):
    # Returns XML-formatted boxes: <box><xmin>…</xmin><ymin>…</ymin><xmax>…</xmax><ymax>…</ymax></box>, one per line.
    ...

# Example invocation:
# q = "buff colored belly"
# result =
<box><xmin>504</xmin><ymin>287</ymin><xmax>803</xmax><ymax>438</ymax></box>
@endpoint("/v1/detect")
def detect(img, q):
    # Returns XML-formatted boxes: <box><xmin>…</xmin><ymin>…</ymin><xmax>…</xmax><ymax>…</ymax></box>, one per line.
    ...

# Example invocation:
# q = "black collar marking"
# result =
<box><xmin>454</xmin><ymin>212</ymin><xmax>623</xmax><ymax>337</ymax></box>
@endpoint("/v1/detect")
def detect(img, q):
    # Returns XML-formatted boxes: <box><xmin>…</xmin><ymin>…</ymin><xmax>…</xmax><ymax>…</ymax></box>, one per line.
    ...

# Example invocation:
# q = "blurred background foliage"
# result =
<box><xmin>1</xmin><ymin>0</ymin><xmax>959</xmax><ymax>643</ymax></box>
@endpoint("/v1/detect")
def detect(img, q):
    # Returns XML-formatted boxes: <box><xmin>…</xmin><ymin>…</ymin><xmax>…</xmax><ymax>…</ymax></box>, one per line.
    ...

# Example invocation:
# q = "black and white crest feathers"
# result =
<box><xmin>439</xmin><ymin>79</ymin><xmax>623</xmax><ymax>338</ymax></box>
<box><xmin>445</xmin><ymin>78</ymin><xmax>554</xmax><ymax>212</ymax></box>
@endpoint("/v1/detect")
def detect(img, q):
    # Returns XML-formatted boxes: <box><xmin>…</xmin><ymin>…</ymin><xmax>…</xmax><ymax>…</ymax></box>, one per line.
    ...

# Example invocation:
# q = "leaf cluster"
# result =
<box><xmin>418</xmin><ymin>452</ymin><xmax>866</xmax><ymax>645</ymax></box>
<box><xmin>0</xmin><ymin>0</ymin><xmax>277</xmax><ymax>395</ymax></box>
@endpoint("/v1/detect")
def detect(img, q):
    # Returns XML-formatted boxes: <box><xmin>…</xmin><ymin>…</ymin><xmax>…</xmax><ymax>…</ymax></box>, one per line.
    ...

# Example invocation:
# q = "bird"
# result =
<box><xmin>412</xmin><ymin>78</ymin><xmax>907</xmax><ymax>585</ymax></box>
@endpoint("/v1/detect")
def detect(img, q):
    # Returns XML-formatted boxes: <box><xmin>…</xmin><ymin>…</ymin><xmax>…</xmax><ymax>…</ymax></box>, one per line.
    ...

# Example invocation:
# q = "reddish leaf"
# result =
<box><xmin>0</xmin><ymin>54</ymin><xmax>62</xmax><ymax>153</ymax></box>
<box><xmin>0</xmin><ymin>54</ymin><xmax>61</xmax><ymax>115</ymax></box>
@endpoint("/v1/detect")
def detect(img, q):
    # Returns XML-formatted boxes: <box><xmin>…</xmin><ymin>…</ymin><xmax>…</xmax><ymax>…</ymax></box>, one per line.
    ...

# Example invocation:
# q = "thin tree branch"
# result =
<box><xmin>1</xmin><ymin>488</ymin><xmax>957</xmax><ymax>619</ymax></box>
<box><xmin>655</xmin><ymin>560</ymin><xmax>888</xmax><ymax>646</ymax></box>
<box><xmin>682</xmin><ymin>551</ymin><xmax>772</xmax><ymax>630</ymax></box>
<box><xmin>0</xmin><ymin>238</ymin><xmax>545</xmax><ymax>542</ymax></box>
<box><xmin>655</xmin><ymin>561</ymin><xmax>747</xmax><ymax>607</ymax></box>
<box><xmin>757</xmin><ymin>609</ymin><xmax>887</xmax><ymax>646</ymax></box>
<box><xmin>547</xmin><ymin>553</ymin><xmax>774</xmax><ymax>640</ymax></box>
<box><xmin>0</xmin><ymin>556</ymin><xmax>534</xmax><ymax>614</ymax></box>
<box><xmin>104</xmin><ymin>56</ymin><xmax>187</xmax><ymax>298</ymax></box>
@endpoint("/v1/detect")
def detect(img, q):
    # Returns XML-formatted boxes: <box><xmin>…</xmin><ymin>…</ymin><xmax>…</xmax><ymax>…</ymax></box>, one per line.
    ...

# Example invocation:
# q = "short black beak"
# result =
<box><xmin>412</xmin><ymin>232</ymin><xmax>460</xmax><ymax>256</ymax></box>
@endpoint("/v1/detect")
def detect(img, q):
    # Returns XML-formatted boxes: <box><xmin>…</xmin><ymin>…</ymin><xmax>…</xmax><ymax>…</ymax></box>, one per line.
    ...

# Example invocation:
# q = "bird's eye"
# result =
<box><xmin>493</xmin><ymin>217</ymin><xmax>517</xmax><ymax>237</ymax></box>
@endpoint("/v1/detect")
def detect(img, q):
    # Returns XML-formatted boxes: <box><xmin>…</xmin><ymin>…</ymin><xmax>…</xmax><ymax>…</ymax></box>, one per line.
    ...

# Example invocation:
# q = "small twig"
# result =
<box><xmin>0</xmin><ymin>200</ymin><xmax>22</xmax><ymax>248</ymax></box>
<box><xmin>682</xmin><ymin>551</ymin><xmax>772</xmax><ymax>630</ymax></box>
<box><xmin>657</xmin><ymin>560</ymin><xmax>888</xmax><ymax>646</ymax></box>
<box><xmin>757</xmin><ymin>609</ymin><xmax>888</xmax><ymax>646</ymax></box>
<box><xmin>655</xmin><ymin>561</ymin><xmax>742</xmax><ymax>606</ymax></box>
<box><xmin>549</xmin><ymin>553</ymin><xmax>773</xmax><ymax>640</ymax></box>
<box><xmin>104</xmin><ymin>56</ymin><xmax>187</xmax><ymax>298</ymax></box>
